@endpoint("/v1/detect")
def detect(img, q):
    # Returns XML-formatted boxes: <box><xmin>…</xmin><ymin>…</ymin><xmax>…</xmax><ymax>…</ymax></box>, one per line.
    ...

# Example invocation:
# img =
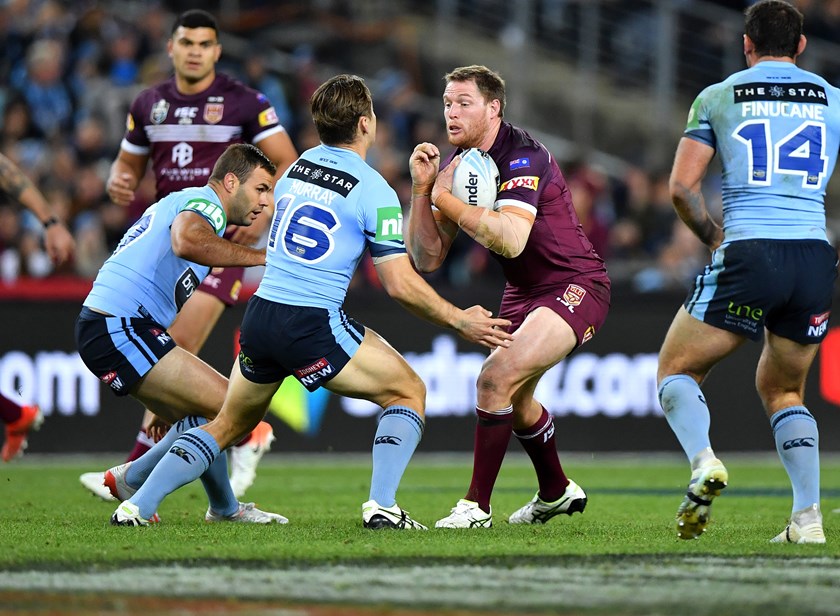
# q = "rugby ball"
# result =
<box><xmin>451</xmin><ymin>148</ymin><xmax>499</xmax><ymax>209</ymax></box>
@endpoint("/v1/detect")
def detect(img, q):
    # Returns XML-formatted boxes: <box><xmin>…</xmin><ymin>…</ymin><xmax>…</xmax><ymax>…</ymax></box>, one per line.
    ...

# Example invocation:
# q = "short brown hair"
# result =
<box><xmin>210</xmin><ymin>143</ymin><xmax>276</xmax><ymax>184</ymax></box>
<box><xmin>310</xmin><ymin>74</ymin><xmax>373</xmax><ymax>146</ymax></box>
<box><xmin>745</xmin><ymin>0</ymin><xmax>803</xmax><ymax>59</ymax></box>
<box><xmin>445</xmin><ymin>65</ymin><xmax>506</xmax><ymax>117</ymax></box>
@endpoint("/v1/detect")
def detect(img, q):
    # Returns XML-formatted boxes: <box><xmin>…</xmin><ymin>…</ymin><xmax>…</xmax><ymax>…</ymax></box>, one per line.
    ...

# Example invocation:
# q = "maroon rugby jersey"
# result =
<box><xmin>446</xmin><ymin>122</ymin><xmax>609</xmax><ymax>289</ymax></box>
<box><xmin>121</xmin><ymin>73</ymin><xmax>285</xmax><ymax>200</ymax></box>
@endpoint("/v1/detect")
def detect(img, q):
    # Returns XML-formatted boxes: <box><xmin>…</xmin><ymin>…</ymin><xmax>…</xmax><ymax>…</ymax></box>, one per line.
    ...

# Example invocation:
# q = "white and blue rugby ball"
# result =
<box><xmin>451</xmin><ymin>148</ymin><xmax>500</xmax><ymax>209</ymax></box>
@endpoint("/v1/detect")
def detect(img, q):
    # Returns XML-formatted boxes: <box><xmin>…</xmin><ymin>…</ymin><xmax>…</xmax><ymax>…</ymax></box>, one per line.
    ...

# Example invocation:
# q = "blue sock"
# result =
<box><xmin>199</xmin><ymin>442</ymin><xmax>238</xmax><ymax>517</ymax></box>
<box><xmin>771</xmin><ymin>406</ymin><xmax>820</xmax><ymax>511</ymax></box>
<box><xmin>125</xmin><ymin>416</ymin><xmax>207</xmax><ymax>488</ymax></box>
<box><xmin>130</xmin><ymin>427</ymin><xmax>236</xmax><ymax>520</ymax></box>
<box><xmin>658</xmin><ymin>374</ymin><xmax>712</xmax><ymax>462</ymax></box>
<box><xmin>369</xmin><ymin>406</ymin><xmax>424</xmax><ymax>507</ymax></box>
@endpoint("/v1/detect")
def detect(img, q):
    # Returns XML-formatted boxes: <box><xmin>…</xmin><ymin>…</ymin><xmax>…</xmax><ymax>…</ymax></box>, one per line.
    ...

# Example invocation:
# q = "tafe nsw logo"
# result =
<box><xmin>808</xmin><ymin>311</ymin><xmax>830</xmax><ymax>337</ymax></box>
<box><xmin>376</xmin><ymin>207</ymin><xmax>403</xmax><ymax>241</ymax></box>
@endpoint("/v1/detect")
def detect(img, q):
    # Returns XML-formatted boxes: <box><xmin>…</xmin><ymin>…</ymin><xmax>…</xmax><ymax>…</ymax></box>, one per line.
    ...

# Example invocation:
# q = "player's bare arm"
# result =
<box><xmin>0</xmin><ymin>153</ymin><xmax>75</xmax><ymax>265</ymax></box>
<box><xmin>669</xmin><ymin>137</ymin><xmax>724</xmax><ymax>251</ymax></box>
<box><xmin>171</xmin><ymin>211</ymin><xmax>266</xmax><ymax>267</ymax></box>
<box><xmin>432</xmin><ymin>157</ymin><xmax>535</xmax><ymax>259</ymax></box>
<box><xmin>407</xmin><ymin>143</ymin><xmax>458</xmax><ymax>272</ymax></box>
<box><xmin>254</xmin><ymin>131</ymin><xmax>298</xmax><ymax>180</ymax></box>
<box><xmin>375</xmin><ymin>255</ymin><xmax>513</xmax><ymax>349</ymax></box>
<box><xmin>107</xmin><ymin>149</ymin><xmax>148</xmax><ymax>207</ymax></box>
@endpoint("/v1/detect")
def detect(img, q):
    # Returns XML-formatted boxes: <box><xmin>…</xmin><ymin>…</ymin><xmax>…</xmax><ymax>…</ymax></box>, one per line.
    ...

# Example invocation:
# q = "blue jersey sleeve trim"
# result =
<box><xmin>368</xmin><ymin>244</ymin><xmax>406</xmax><ymax>258</ymax></box>
<box><xmin>685</xmin><ymin>129</ymin><xmax>716</xmax><ymax>149</ymax></box>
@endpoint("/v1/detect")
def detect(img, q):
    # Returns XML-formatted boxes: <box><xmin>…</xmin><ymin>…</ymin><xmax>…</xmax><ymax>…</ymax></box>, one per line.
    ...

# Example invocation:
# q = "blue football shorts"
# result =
<box><xmin>75</xmin><ymin>307</ymin><xmax>177</xmax><ymax>396</ymax></box>
<box><xmin>237</xmin><ymin>295</ymin><xmax>366</xmax><ymax>391</ymax></box>
<box><xmin>684</xmin><ymin>238</ymin><xmax>838</xmax><ymax>343</ymax></box>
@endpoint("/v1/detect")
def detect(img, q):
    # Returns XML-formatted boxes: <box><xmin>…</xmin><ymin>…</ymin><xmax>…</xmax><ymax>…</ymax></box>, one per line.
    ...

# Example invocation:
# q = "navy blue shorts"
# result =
<box><xmin>238</xmin><ymin>295</ymin><xmax>366</xmax><ymax>391</ymax></box>
<box><xmin>75</xmin><ymin>307</ymin><xmax>177</xmax><ymax>396</ymax></box>
<box><xmin>684</xmin><ymin>239</ymin><xmax>838</xmax><ymax>343</ymax></box>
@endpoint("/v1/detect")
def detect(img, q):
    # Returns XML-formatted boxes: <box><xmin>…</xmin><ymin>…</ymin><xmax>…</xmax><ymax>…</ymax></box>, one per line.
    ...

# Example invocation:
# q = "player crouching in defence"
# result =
<box><xmin>106</xmin><ymin>74</ymin><xmax>513</xmax><ymax>529</ymax></box>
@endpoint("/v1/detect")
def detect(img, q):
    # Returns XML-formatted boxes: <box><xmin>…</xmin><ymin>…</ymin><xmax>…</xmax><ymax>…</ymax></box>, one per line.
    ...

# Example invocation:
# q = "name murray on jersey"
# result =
<box><xmin>735</xmin><ymin>82</ymin><xmax>828</xmax><ymax>119</ymax></box>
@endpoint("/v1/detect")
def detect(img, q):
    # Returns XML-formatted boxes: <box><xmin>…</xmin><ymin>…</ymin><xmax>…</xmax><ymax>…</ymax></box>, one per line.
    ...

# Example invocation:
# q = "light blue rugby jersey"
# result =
<box><xmin>685</xmin><ymin>61</ymin><xmax>840</xmax><ymax>242</ymax></box>
<box><xmin>83</xmin><ymin>186</ymin><xmax>227</xmax><ymax>326</ymax></box>
<box><xmin>258</xmin><ymin>145</ymin><xmax>406</xmax><ymax>309</ymax></box>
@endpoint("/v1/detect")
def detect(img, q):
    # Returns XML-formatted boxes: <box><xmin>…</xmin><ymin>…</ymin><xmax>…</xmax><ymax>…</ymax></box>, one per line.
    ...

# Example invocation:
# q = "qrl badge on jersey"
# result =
<box><xmin>558</xmin><ymin>284</ymin><xmax>587</xmax><ymax>313</ymax></box>
<box><xmin>203</xmin><ymin>103</ymin><xmax>224</xmax><ymax>124</ymax></box>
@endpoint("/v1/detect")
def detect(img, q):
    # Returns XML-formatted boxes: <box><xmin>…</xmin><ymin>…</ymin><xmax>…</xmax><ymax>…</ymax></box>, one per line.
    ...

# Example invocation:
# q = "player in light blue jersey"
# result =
<box><xmin>77</xmin><ymin>144</ymin><xmax>288</xmax><ymax>525</ymax></box>
<box><xmin>116</xmin><ymin>74</ymin><xmax>514</xmax><ymax>529</ymax></box>
<box><xmin>657</xmin><ymin>0</ymin><xmax>838</xmax><ymax>543</ymax></box>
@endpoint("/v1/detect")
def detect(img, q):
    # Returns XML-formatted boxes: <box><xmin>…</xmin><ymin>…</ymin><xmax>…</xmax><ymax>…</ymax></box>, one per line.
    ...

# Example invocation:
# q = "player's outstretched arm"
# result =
<box><xmin>0</xmin><ymin>153</ymin><xmax>75</xmax><ymax>265</ymax></box>
<box><xmin>171</xmin><ymin>211</ymin><xmax>266</xmax><ymax>268</ymax></box>
<box><xmin>375</xmin><ymin>254</ymin><xmax>513</xmax><ymax>349</ymax></box>
<box><xmin>407</xmin><ymin>143</ymin><xmax>458</xmax><ymax>272</ymax></box>
<box><xmin>669</xmin><ymin>137</ymin><xmax>724</xmax><ymax>251</ymax></box>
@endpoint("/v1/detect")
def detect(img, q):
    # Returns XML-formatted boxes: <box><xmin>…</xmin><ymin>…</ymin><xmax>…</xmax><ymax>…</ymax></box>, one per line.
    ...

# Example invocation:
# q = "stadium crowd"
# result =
<box><xmin>0</xmin><ymin>0</ymin><xmax>835</xmax><ymax>295</ymax></box>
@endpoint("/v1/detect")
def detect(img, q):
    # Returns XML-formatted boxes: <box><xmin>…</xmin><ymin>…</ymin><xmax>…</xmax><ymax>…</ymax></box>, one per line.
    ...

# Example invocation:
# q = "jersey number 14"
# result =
<box><xmin>733</xmin><ymin>120</ymin><xmax>827</xmax><ymax>189</ymax></box>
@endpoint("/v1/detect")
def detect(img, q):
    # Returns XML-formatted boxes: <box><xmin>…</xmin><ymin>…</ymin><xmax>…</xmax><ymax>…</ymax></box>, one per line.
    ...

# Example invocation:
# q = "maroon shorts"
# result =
<box><xmin>499</xmin><ymin>279</ymin><xmax>611</xmax><ymax>346</ymax></box>
<box><xmin>198</xmin><ymin>267</ymin><xmax>245</xmax><ymax>307</ymax></box>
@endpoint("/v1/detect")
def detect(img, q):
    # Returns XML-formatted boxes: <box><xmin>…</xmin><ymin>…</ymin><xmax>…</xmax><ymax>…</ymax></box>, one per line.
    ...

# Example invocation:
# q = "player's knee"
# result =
<box><xmin>381</xmin><ymin>368</ymin><xmax>425</xmax><ymax>412</ymax></box>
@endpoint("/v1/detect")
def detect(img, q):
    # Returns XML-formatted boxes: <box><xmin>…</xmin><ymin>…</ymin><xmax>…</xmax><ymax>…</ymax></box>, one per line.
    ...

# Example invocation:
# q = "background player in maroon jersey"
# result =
<box><xmin>408</xmin><ymin>65</ymin><xmax>611</xmax><ymax>528</ymax></box>
<box><xmin>80</xmin><ymin>10</ymin><xmax>298</xmax><ymax>502</ymax></box>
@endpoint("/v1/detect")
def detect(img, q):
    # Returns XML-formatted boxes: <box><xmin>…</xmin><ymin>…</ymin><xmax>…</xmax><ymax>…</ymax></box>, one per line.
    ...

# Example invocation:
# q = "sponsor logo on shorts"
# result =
<box><xmin>558</xmin><ymin>284</ymin><xmax>586</xmax><ymax>313</ymax></box>
<box><xmin>727</xmin><ymin>302</ymin><xmax>763</xmax><ymax>321</ymax></box>
<box><xmin>238</xmin><ymin>351</ymin><xmax>255</xmax><ymax>374</ymax></box>
<box><xmin>149</xmin><ymin>328</ymin><xmax>171</xmax><ymax>346</ymax></box>
<box><xmin>100</xmin><ymin>371</ymin><xmax>124</xmax><ymax>392</ymax></box>
<box><xmin>509</xmin><ymin>158</ymin><xmax>530</xmax><ymax>170</ymax></box>
<box><xmin>374</xmin><ymin>435</ymin><xmax>402</xmax><ymax>445</ymax></box>
<box><xmin>724</xmin><ymin>302</ymin><xmax>763</xmax><ymax>335</ymax></box>
<box><xmin>294</xmin><ymin>357</ymin><xmax>335</xmax><ymax>388</ymax></box>
<box><xmin>808</xmin><ymin>311</ymin><xmax>830</xmax><ymax>337</ymax></box>
<box><xmin>581</xmin><ymin>325</ymin><xmax>595</xmax><ymax>344</ymax></box>
<box><xmin>203</xmin><ymin>103</ymin><xmax>224</xmax><ymax>124</ymax></box>
<box><xmin>783</xmin><ymin>437</ymin><xmax>815</xmax><ymax>450</ymax></box>
<box><xmin>499</xmin><ymin>176</ymin><xmax>539</xmax><ymax>192</ymax></box>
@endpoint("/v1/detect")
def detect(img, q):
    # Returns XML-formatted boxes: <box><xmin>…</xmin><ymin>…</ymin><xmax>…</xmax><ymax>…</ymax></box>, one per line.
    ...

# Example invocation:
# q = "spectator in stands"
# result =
<box><xmin>11</xmin><ymin>39</ymin><xmax>76</xmax><ymax>138</ymax></box>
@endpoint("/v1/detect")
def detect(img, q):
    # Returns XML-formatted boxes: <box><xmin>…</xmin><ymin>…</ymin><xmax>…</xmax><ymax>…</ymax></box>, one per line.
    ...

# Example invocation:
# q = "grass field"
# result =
<box><xmin>2</xmin><ymin>452</ymin><xmax>840</xmax><ymax>615</ymax></box>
